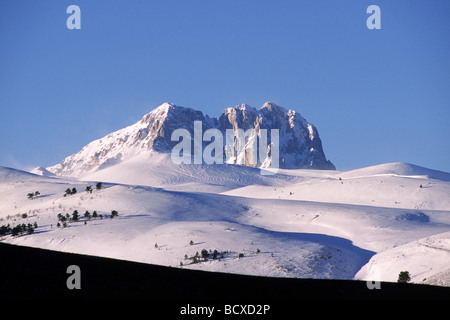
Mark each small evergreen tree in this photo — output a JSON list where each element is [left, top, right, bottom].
[[96, 182, 103, 190], [27, 224, 34, 234], [85, 186, 93, 193], [71, 187, 77, 195], [57, 213, 68, 223], [11, 226, 20, 236], [72, 210, 80, 222], [397, 271, 411, 283], [110, 210, 119, 219], [0, 224, 11, 236], [201, 249, 209, 261]]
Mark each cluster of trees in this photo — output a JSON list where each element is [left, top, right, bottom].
[[64, 188, 78, 197], [26, 183, 104, 199], [56, 209, 118, 228], [29, 183, 99, 199], [181, 241, 250, 266], [182, 248, 229, 265], [0, 222, 38, 237], [85, 183, 103, 194], [83, 210, 100, 220], [64, 182, 103, 197], [57, 211, 81, 227], [27, 191, 40, 199]]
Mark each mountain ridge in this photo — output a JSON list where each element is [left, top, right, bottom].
[[47, 102, 335, 177]]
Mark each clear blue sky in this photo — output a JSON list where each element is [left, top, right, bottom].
[[1, 0, 449, 172]]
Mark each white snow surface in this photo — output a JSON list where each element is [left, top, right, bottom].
[[1, 160, 449, 286]]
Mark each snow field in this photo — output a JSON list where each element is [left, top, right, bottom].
[[1, 161, 449, 286]]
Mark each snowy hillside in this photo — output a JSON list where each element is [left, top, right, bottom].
[[30, 166, 56, 177], [1, 161, 449, 286], [223, 162, 450, 211], [82, 151, 298, 193]]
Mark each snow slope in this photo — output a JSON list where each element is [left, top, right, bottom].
[[82, 151, 298, 193], [30, 166, 56, 177], [356, 231, 450, 285], [339, 162, 450, 181], [223, 163, 450, 211], [1, 161, 449, 286]]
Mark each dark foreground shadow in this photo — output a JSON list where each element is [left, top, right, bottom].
[[0, 242, 448, 306]]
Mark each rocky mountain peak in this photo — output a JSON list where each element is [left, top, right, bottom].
[[47, 102, 335, 177]]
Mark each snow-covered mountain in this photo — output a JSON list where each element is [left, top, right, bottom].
[[47, 102, 335, 178], [2, 102, 449, 290], [218, 102, 335, 170]]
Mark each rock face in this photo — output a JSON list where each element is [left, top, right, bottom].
[[219, 102, 335, 170], [47, 102, 335, 177]]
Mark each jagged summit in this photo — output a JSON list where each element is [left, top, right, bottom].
[[47, 102, 335, 177], [260, 101, 286, 112]]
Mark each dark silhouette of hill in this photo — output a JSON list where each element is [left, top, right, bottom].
[[1, 242, 448, 312]]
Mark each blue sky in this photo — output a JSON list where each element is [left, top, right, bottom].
[[1, 0, 449, 172]]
